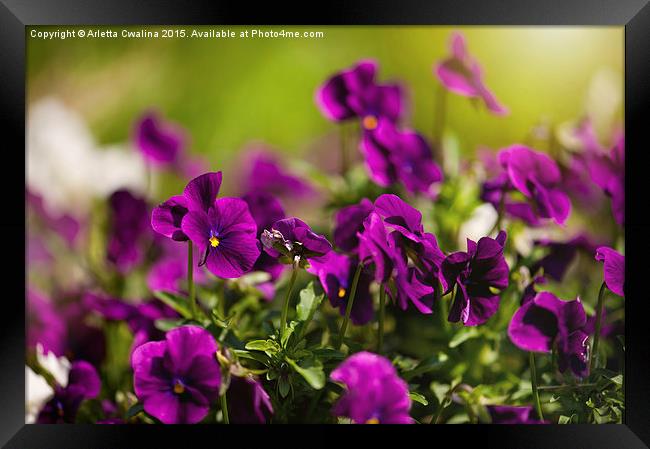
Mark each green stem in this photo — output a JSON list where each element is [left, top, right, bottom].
[[221, 394, 230, 424], [529, 352, 544, 421], [187, 241, 197, 320], [280, 264, 299, 336], [590, 282, 607, 372], [377, 285, 386, 353], [336, 263, 363, 350]]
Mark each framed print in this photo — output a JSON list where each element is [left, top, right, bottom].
[[2, 0, 649, 447]]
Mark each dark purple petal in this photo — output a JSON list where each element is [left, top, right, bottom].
[[487, 405, 546, 424], [151, 195, 189, 241], [180, 210, 212, 252], [205, 231, 260, 278], [595, 246, 625, 297], [227, 376, 274, 424], [68, 360, 101, 399], [134, 112, 185, 165], [242, 191, 285, 237], [183, 172, 223, 213], [333, 198, 374, 252]]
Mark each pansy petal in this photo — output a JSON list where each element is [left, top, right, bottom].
[[183, 172, 222, 212]]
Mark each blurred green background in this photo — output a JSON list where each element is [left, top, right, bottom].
[[27, 25, 623, 178]]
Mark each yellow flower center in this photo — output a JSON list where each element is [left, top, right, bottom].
[[338, 287, 346, 298], [173, 380, 185, 395], [209, 235, 220, 247], [362, 115, 378, 130], [365, 417, 380, 424]]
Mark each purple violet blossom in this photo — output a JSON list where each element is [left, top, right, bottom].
[[27, 288, 67, 357], [307, 252, 374, 325], [27, 189, 81, 246], [37, 361, 101, 423], [226, 375, 274, 424], [441, 231, 509, 326], [434, 32, 508, 116], [241, 150, 315, 200], [316, 59, 403, 129], [134, 111, 186, 167], [508, 292, 589, 378], [147, 238, 207, 294], [132, 325, 221, 424], [361, 119, 443, 197], [330, 351, 412, 424], [588, 136, 625, 225], [481, 145, 571, 226], [261, 217, 332, 267], [595, 246, 625, 297], [531, 234, 600, 282], [333, 198, 374, 252], [107, 190, 151, 273], [486, 405, 547, 424]]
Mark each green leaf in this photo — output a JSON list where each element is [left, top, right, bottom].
[[402, 353, 448, 380], [558, 415, 572, 424], [296, 281, 324, 321], [430, 382, 450, 405], [154, 318, 188, 332], [409, 392, 429, 406], [311, 348, 345, 360], [281, 321, 297, 348], [285, 357, 325, 390], [231, 349, 270, 365], [449, 327, 480, 348], [278, 376, 291, 398], [245, 339, 279, 355], [153, 291, 192, 319], [125, 402, 144, 419]]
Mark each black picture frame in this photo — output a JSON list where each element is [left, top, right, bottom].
[[3, 0, 649, 447]]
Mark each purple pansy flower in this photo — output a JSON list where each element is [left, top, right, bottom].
[[361, 119, 443, 197], [135, 111, 186, 166], [595, 246, 625, 297], [333, 198, 374, 252], [481, 145, 571, 226], [60, 300, 107, 368], [147, 238, 207, 294], [151, 172, 223, 242], [435, 32, 508, 115], [588, 136, 625, 225], [27, 288, 66, 357], [27, 189, 81, 246], [442, 231, 509, 326], [307, 252, 374, 325], [181, 197, 260, 279], [316, 59, 403, 130], [241, 150, 315, 200], [107, 190, 151, 272], [37, 360, 101, 423], [132, 325, 221, 424], [486, 405, 547, 424], [531, 234, 599, 282], [331, 351, 412, 424], [508, 292, 589, 378], [357, 212, 398, 285], [261, 217, 332, 266], [226, 375, 274, 424]]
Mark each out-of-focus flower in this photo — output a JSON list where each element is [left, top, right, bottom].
[[361, 119, 443, 197], [530, 234, 600, 282], [316, 59, 403, 129], [330, 351, 412, 424], [241, 150, 315, 200], [457, 203, 498, 249], [508, 292, 589, 378], [595, 246, 624, 297], [181, 197, 260, 278], [36, 360, 101, 423], [26, 344, 71, 424], [333, 198, 374, 253], [588, 136, 624, 225], [434, 32, 508, 116], [107, 190, 151, 273], [481, 145, 571, 226], [27, 189, 81, 246], [132, 325, 221, 424], [307, 252, 373, 325], [134, 111, 186, 167], [226, 375, 274, 424], [27, 98, 147, 216], [27, 288, 66, 357], [261, 217, 331, 266], [521, 275, 547, 306], [486, 405, 547, 424], [147, 237, 207, 294], [442, 231, 509, 326], [59, 300, 107, 368]]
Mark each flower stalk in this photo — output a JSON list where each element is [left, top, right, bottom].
[[529, 352, 544, 421], [590, 282, 607, 372], [336, 263, 363, 350], [378, 285, 386, 353], [221, 393, 230, 424], [187, 241, 197, 320], [280, 261, 299, 336]]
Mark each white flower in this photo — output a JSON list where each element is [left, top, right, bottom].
[[25, 344, 71, 424], [457, 203, 498, 248]]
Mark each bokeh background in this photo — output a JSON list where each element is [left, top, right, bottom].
[[27, 26, 623, 199]]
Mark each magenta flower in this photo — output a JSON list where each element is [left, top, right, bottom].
[[486, 405, 547, 424], [441, 231, 509, 326], [333, 198, 374, 252], [181, 197, 260, 278], [134, 111, 186, 167], [357, 211, 397, 285], [107, 190, 151, 272], [595, 246, 625, 297], [361, 119, 443, 197], [261, 217, 331, 266], [508, 292, 589, 378], [331, 351, 412, 424], [147, 238, 207, 294], [27, 189, 81, 246], [316, 59, 403, 129], [151, 172, 223, 242], [307, 252, 374, 325], [588, 136, 625, 225], [27, 288, 66, 357], [37, 361, 101, 423], [434, 32, 508, 115], [481, 145, 571, 226], [531, 234, 600, 282], [226, 375, 274, 424], [132, 325, 221, 424], [241, 150, 314, 200]]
